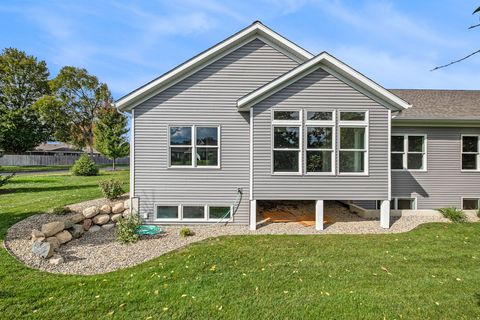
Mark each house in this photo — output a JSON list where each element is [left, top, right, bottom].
[[32, 142, 101, 156], [115, 21, 480, 230]]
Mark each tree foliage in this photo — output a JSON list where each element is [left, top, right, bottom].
[[38, 66, 112, 155], [0, 48, 51, 153], [93, 106, 129, 170]]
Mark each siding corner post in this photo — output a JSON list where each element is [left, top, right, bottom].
[[380, 200, 390, 229], [249, 200, 257, 230], [315, 200, 324, 231]]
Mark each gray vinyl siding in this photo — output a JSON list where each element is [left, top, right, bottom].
[[252, 68, 390, 200], [391, 126, 480, 209], [133, 38, 299, 223]]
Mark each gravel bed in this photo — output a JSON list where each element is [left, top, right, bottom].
[[3, 199, 463, 275]]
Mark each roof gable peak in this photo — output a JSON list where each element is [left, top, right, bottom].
[[116, 22, 313, 111]]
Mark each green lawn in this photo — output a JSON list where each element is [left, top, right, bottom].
[[0, 164, 129, 173], [1, 172, 479, 319]]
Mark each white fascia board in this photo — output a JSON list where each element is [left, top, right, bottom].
[[116, 22, 313, 112], [237, 52, 412, 111]]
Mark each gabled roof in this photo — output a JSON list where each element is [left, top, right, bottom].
[[237, 52, 412, 111], [390, 89, 480, 120], [116, 21, 314, 111]]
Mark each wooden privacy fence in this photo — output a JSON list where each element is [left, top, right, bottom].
[[0, 154, 129, 166]]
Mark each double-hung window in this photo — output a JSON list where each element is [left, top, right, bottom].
[[169, 125, 219, 167], [391, 135, 426, 170], [462, 135, 479, 171], [272, 111, 301, 173], [338, 111, 368, 174], [305, 111, 335, 174]]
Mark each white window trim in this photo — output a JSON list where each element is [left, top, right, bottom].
[[271, 109, 302, 175], [391, 134, 427, 172], [377, 197, 417, 210], [168, 125, 221, 169], [337, 110, 369, 176], [460, 134, 480, 172], [154, 204, 233, 222], [305, 109, 335, 175], [461, 197, 480, 210]]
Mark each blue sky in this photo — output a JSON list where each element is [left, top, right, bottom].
[[1, 0, 479, 99]]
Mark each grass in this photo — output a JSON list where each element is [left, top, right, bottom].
[[0, 172, 480, 318], [0, 164, 129, 173]]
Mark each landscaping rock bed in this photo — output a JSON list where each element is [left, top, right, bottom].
[[26, 196, 132, 264], [4, 198, 466, 275]]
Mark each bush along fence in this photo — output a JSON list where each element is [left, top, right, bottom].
[[0, 154, 129, 166]]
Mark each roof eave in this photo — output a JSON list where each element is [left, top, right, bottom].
[[393, 118, 480, 127]]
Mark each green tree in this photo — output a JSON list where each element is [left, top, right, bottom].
[[42, 66, 112, 156], [0, 48, 51, 153], [94, 106, 129, 170]]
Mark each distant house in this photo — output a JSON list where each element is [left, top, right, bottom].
[[116, 21, 480, 230], [30, 142, 101, 157]]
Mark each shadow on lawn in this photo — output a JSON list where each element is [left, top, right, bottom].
[[474, 292, 480, 306], [7, 184, 96, 194]]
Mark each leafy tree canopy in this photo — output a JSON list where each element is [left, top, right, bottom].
[[0, 48, 51, 153], [94, 106, 129, 170]]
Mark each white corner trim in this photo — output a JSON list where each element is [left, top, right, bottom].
[[116, 22, 313, 111], [237, 52, 412, 111], [388, 109, 391, 201], [130, 109, 135, 199], [249, 109, 254, 201]]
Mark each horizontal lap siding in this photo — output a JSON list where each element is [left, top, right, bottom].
[[134, 39, 298, 223], [392, 127, 480, 209], [253, 68, 389, 200]]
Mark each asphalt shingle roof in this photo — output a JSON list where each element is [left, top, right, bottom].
[[390, 89, 480, 120]]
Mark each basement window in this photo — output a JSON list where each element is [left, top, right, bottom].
[[462, 198, 479, 210], [156, 206, 179, 219]]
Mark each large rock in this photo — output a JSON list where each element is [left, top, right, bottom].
[[83, 219, 93, 231], [55, 230, 72, 244], [83, 206, 99, 219], [69, 213, 85, 224], [122, 210, 132, 219], [112, 202, 124, 214], [99, 204, 112, 214], [88, 225, 101, 232], [31, 229, 45, 243], [70, 224, 84, 238], [49, 255, 64, 265], [46, 237, 60, 250], [32, 241, 54, 258], [102, 223, 115, 231], [41, 221, 65, 237], [124, 200, 130, 209], [93, 214, 110, 225], [110, 213, 122, 223], [62, 218, 74, 229]]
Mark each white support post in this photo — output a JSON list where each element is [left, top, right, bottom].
[[249, 200, 257, 230], [380, 200, 390, 229], [315, 200, 324, 231]]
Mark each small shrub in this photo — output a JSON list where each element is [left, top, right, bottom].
[[437, 207, 467, 223], [116, 212, 142, 244], [48, 206, 71, 215], [98, 179, 124, 200], [70, 154, 98, 176], [179, 227, 194, 237]]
